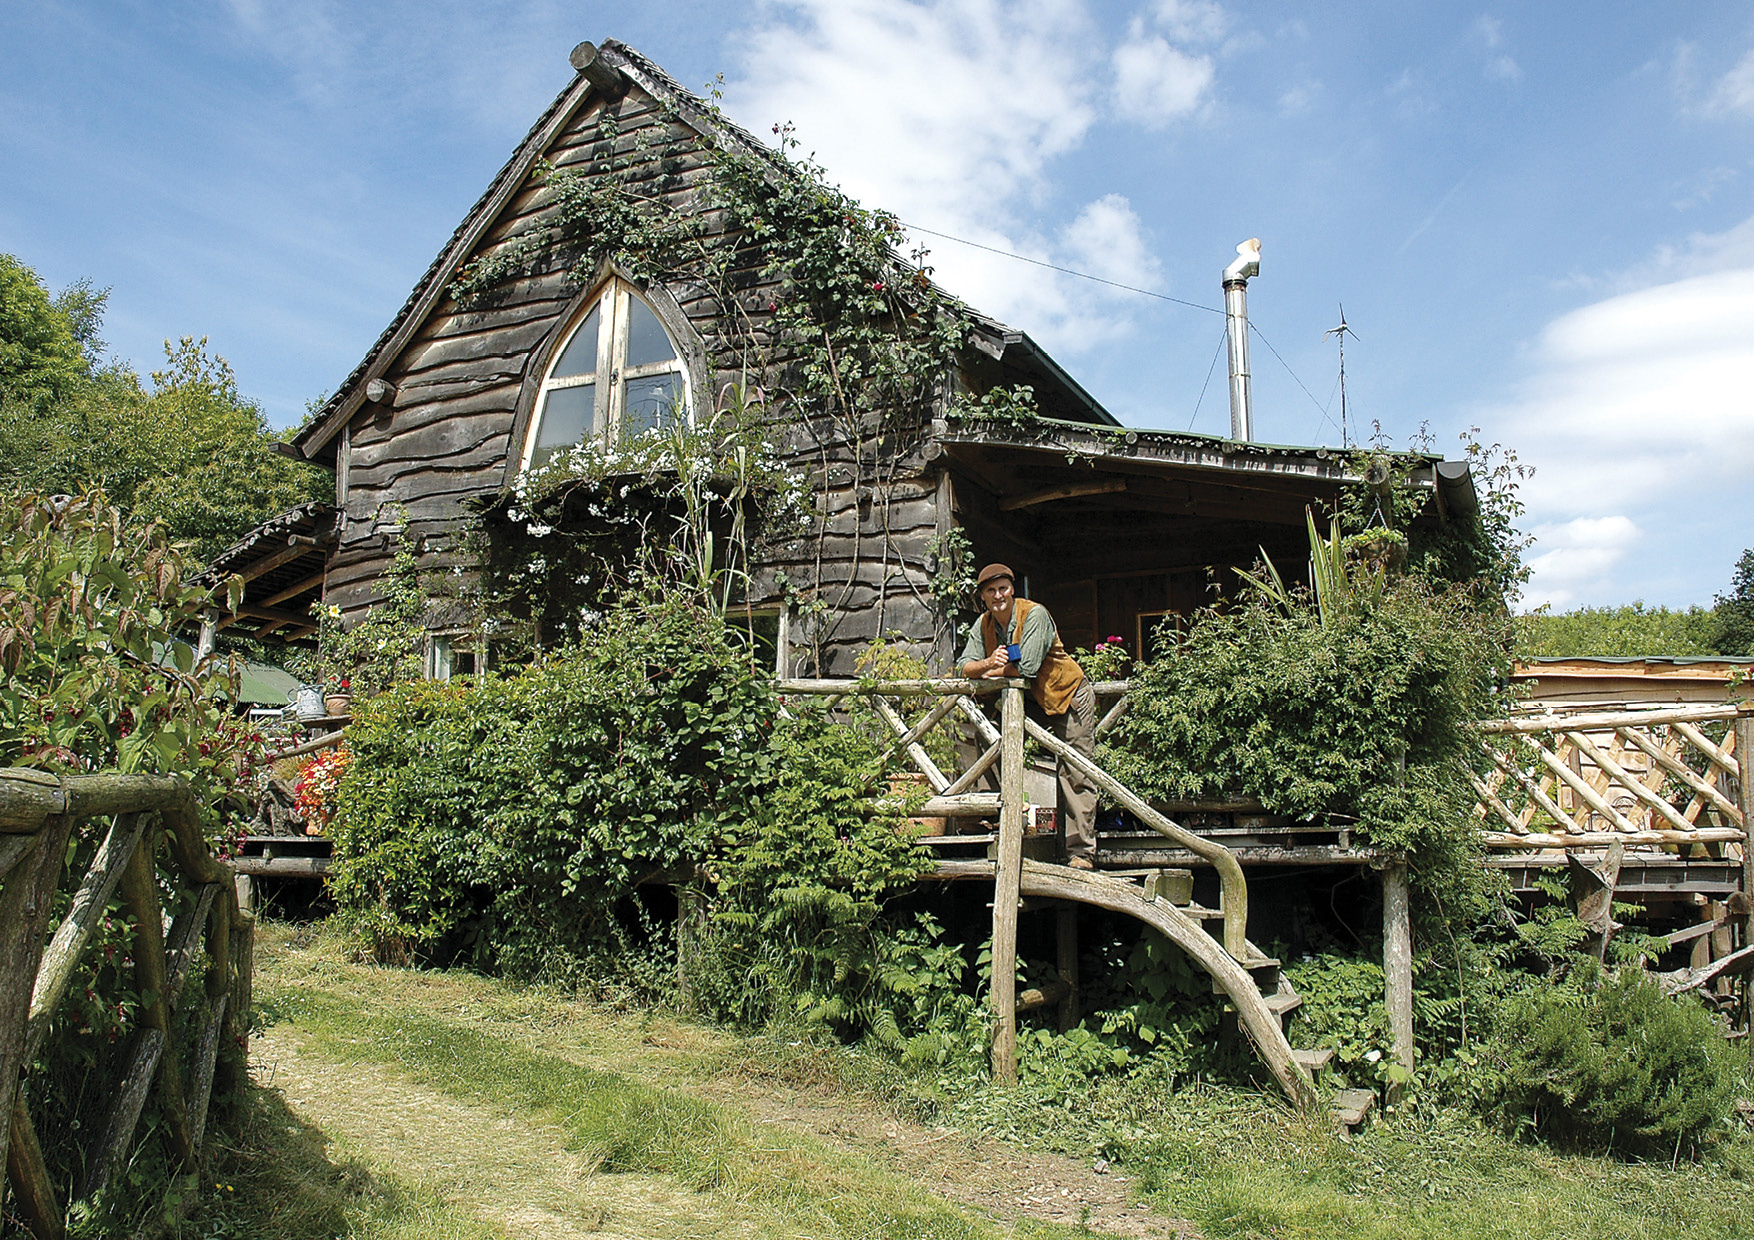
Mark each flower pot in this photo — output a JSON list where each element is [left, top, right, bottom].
[[324, 694, 352, 717]]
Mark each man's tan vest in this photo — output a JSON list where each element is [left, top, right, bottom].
[[979, 598, 1086, 715]]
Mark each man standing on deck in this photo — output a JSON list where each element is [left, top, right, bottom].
[[958, 563, 1100, 870]]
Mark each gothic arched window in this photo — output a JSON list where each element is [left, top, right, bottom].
[[523, 277, 690, 469]]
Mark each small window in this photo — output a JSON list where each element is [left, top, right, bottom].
[[524, 278, 690, 469]]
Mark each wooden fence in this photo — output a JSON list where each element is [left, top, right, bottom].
[[1, 770, 254, 1240], [1472, 705, 1753, 856]]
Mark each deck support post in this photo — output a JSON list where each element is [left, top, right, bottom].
[[1381, 859, 1413, 1104], [1055, 906, 1079, 1032], [990, 685, 1026, 1081], [676, 885, 706, 1014], [1737, 714, 1754, 1055]]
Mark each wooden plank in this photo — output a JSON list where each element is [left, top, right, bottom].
[[164, 883, 221, 1009], [1482, 828, 1744, 847], [1567, 730, 1696, 834], [1673, 719, 1739, 780], [941, 740, 1001, 797], [990, 686, 1026, 1082], [1478, 705, 1740, 734], [866, 694, 950, 792], [80, 1025, 166, 1200], [119, 835, 194, 1169], [24, 812, 150, 1065], [0, 832, 36, 880], [1469, 770, 1526, 834], [0, 819, 71, 1185], [186, 993, 228, 1156], [1617, 726, 1742, 823], [999, 479, 1127, 511], [1738, 715, 1754, 1054], [1381, 861, 1413, 1103], [8, 1091, 64, 1240], [1522, 735, 1642, 835]]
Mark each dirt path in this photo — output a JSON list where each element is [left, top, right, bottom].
[[255, 933, 1196, 1239]]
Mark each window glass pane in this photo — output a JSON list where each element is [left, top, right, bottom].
[[550, 306, 601, 378], [531, 382, 595, 465], [622, 373, 683, 438], [624, 297, 678, 368]]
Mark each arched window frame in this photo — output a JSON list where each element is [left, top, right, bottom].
[[518, 275, 693, 471]]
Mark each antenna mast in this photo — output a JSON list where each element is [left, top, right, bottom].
[[1323, 305, 1358, 448]]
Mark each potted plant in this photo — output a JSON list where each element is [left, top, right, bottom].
[[324, 675, 352, 718]]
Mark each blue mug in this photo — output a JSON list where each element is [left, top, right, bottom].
[[1005, 643, 1022, 663]]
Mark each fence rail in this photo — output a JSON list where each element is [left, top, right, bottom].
[[1, 770, 253, 1240], [1472, 705, 1752, 855]]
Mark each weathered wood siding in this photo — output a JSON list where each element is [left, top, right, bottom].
[[325, 80, 949, 675]]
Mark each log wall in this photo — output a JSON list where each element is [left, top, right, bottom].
[[324, 77, 950, 676]]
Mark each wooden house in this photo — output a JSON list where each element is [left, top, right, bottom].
[[234, 37, 1472, 675]]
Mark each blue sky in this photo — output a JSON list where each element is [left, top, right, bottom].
[[4, 1, 1753, 610]]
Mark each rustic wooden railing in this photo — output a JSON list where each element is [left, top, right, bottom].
[[776, 678, 1257, 1079], [0, 770, 254, 1240], [1472, 705, 1753, 854]]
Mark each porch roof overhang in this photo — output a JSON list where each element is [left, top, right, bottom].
[[192, 502, 339, 645], [925, 416, 1458, 578]]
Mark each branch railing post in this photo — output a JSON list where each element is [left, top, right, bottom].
[[1, 769, 254, 1228], [990, 684, 1026, 1082], [1737, 712, 1754, 1058]]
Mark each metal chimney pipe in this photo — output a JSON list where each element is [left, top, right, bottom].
[[1222, 238, 1261, 442]]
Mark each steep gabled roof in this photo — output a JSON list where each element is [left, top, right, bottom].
[[291, 38, 1116, 464]]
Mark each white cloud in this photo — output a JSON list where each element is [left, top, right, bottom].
[[1482, 245, 1754, 608], [1150, 0, 1226, 45], [1112, 36, 1215, 126], [1485, 55, 1521, 82], [728, 0, 1184, 357], [1523, 517, 1641, 609], [1709, 47, 1754, 115]]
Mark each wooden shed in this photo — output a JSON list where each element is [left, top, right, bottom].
[[270, 38, 1460, 673]]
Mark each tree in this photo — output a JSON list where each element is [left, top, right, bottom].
[[0, 252, 86, 405], [1712, 548, 1754, 656], [0, 254, 330, 560], [1515, 603, 1720, 658]]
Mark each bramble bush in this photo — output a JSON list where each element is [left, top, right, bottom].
[[332, 591, 934, 1028]]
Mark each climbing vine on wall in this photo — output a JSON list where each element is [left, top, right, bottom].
[[445, 94, 987, 661]]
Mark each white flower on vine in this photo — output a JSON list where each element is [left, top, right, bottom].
[[526, 522, 554, 537]]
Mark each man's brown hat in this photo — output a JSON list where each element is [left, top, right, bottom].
[[974, 563, 1015, 593]]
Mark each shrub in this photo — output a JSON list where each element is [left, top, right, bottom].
[[332, 592, 932, 1020], [1104, 569, 1509, 896], [1479, 961, 1745, 1156]]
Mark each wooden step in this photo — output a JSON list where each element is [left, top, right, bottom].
[[1330, 1088, 1375, 1130], [1262, 989, 1303, 1019], [1292, 1047, 1334, 1072], [915, 833, 996, 846]]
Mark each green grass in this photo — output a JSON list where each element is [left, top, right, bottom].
[[171, 1086, 502, 1240], [702, 1020, 1754, 1240], [181, 923, 1754, 1240], [243, 935, 1087, 1240]]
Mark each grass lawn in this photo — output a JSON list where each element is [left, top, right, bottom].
[[172, 922, 1753, 1240]]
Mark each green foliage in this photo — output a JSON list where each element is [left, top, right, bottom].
[[1712, 547, 1754, 656], [0, 328, 330, 559], [303, 545, 430, 698], [1515, 602, 1722, 658], [0, 251, 87, 404], [0, 489, 259, 803], [1104, 571, 1510, 890], [331, 593, 777, 972], [944, 383, 1043, 439], [477, 388, 808, 645], [1478, 961, 1746, 1156]]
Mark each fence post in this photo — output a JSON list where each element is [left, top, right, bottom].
[[1736, 712, 1754, 1058], [990, 684, 1026, 1081]]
